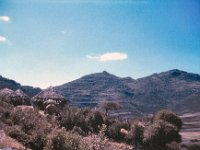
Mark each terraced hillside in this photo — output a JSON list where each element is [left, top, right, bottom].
[[55, 69, 200, 117]]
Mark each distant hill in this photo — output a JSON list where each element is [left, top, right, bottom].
[[0, 75, 41, 97], [55, 69, 200, 117]]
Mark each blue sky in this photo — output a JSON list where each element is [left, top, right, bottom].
[[0, 0, 200, 88]]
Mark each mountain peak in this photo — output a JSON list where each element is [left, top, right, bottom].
[[158, 69, 200, 81], [100, 71, 115, 76], [168, 69, 186, 74], [169, 69, 183, 72], [83, 71, 118, 79], [102, 71, 109, 74], [165, 69, 186, 77]]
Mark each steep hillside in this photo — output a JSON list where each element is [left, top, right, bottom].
[[0, 75, 41, 97], [56, 69, 200, 117]]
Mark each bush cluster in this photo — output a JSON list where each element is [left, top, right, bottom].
[[57, 107, 132, 142], [153, 109, 182, 130], [3, 105, 52, 150], [105, 120, 130, 142], [0, 92, 30, 106], [44, 129, 85, 150], [105, 109, 183, 150], [126, 123, 144, 150], [1, 96, 185, 150], [57, 108, 104, 134], [143, 110, 182, 150]]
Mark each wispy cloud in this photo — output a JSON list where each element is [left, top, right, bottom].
[[0, 36, 7, 43], [0, 16, 10, 22], [86, 52, 128, 62]]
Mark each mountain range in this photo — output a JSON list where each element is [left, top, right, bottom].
[[1, 69, 200, 117], [0, 75, 41, 97], [55, 69, 200, 117]]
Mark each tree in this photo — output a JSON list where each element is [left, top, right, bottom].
[[100, 101, 122, 116]]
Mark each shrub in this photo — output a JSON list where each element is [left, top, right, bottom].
[[153, 109, 182, 130], [44, 129, 86, 150], [143, 120, 181, 150], [28, 131, 47, 150], [11, 107, 51, 132], [7, 107, 51, 149], [106, 120, 130, 141], [58, 107, 85, 131], [6, 126, 47, 150], [5, 125, 31, 147], [126, 123, 144, 150], [6, 128, 47, 150], [0, 100, 13, 126], [85, 110, 104, 133], [57, 108, 104, 134]]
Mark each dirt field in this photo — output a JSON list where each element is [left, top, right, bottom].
[[180, 112, 200, 143]]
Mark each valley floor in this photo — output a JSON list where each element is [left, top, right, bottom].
[[180, 112, 200, 145]]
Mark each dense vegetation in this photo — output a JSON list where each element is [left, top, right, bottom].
[[0, 95, 199, 150]]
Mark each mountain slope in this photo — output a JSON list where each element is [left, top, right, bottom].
[[56, 71, 140, 117], [129, 69, 200, 114], [0, 75, 41, 97], [55, 69, 200, 117]]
